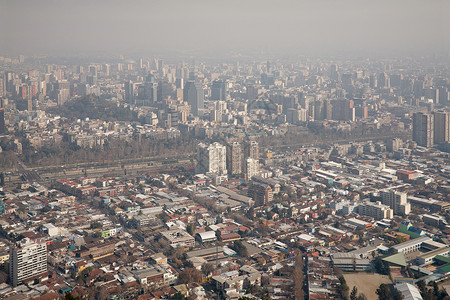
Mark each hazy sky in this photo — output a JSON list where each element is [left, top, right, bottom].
[[1, 0, 449, 58]]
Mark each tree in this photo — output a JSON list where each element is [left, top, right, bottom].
[[373, 256, 390, 275], [233, 240, 248, 257], [201, 262, 215, 276], [337, 276, 349, 300], [350, 286, 358, 300], [171, 292, 186, 300], [64, 293, 81, 300], [376, 284, 392, 300], [186, 223, 195, 236], [356, 293, 368, 300], [177, 267, 202, 284]]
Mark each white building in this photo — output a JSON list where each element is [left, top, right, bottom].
[[380, 190, 411, 215], [9, 238, 47, 287], [358, 201, 393, 220], [246, 158, 259, 180], [197, 142, 227, 176], [392, 236, 432, 254]]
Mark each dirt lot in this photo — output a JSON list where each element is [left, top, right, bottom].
[[344, 273, 392, 299]]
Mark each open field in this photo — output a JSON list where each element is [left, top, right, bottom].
[[344, 273, 392, 299]]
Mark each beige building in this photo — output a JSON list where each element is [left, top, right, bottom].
[[10, 238, 47, 287]]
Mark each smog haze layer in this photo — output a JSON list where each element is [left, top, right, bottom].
[[1, 0, 449, 58]]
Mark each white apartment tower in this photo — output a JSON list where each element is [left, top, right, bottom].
[[197, 142, 227, 176], [245, 158, 259, 180], [10, 238, 47, 287]]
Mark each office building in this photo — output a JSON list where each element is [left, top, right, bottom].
[[413, 112, 434, 147], [184, 81, 204, 117], [10, 239, 47, 287], [330, 64, 339, 82], [124, 80, 135, 104], [211, 80, 226, 101], [332, 99, 355, 122], [246, 85, 258, 100], [433, 111, 450, 144], [197, 142, 227, 176]]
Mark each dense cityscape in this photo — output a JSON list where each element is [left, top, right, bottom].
[[0, 53, 448, 300], [1, 0, 450, 299]]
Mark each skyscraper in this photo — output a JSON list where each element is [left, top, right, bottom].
[[124, 80, 135, 104], [412, 112, 434, 147], [0, 108, 5, 134], [330, 64, 339, 82], [197, 142, 227, 175], [10, 238, 47, 287], [244, 140, 259, 160], [246, 85, 258, 100], [226, 142, 242, 175], [211, 80, 226, 101], [433, 111, 450, 144], [184, 81, 204, 117]]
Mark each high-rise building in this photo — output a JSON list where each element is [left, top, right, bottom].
[[143, 82, 158, 105], [246, 85, 258, 100], [332, 99, 355, 122], [124, 81, 135, 104], [249, 182, 273, 206], [0, 73, 5, 98], [0, 108, 5, 134], [380, 190, 411, 215], [226, 142, 242, 175], [330, 64, 339, 82], [184, 81, 204, 117], [412, 112, 434, 147], [244, 140, 259, 161], [433, 111, 450, 144], [369, 74, 377, 88], [10, 238, 47, 287], [245, 158, 259, 180], [378, 72, 390, 88], [197, 142, 227, 175], [211, 80, 226, 101]]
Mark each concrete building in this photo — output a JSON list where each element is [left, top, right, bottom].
[[244, 140, 259, 160], [358, 201, 393, 220], [184, 81, 204, 117], [380, 190, 411, 215], [160, 229, 195, 248], [392, 236, 432, 254], [245, 158, 259, 180], [413, 112, 434, 147], [434, 111, 450, 144], [211, 80, 226, 101], [226, 142, 242, 175], [10, 238, 47, 287], [249, 182, 273, 206], [197, 142, 227, 176], [416, 247, 450, 265]]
